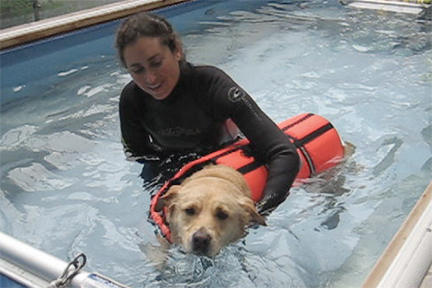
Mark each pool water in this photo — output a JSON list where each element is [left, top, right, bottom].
[[1, 0, 431, 287]]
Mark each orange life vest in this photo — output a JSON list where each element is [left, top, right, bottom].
[[150, 113, 344, 241]]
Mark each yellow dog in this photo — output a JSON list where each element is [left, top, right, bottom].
[[155, 164, 266, 257]]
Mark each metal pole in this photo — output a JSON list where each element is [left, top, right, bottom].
[[0, 231, 130, 288], [32, 0, 41, 21], [0, 231, 89, 287]]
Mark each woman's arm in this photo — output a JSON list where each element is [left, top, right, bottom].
[[119, 82, 164, 162], [230, 91, 300, 214], [197, 66, 300, 213]]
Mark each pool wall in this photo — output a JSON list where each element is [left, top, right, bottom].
[[0, 0, 220, 105], [0, 0, 192, 50], [362, 181, 432, 288]]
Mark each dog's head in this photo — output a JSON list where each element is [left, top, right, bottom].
[[155, 165, 266, 257]]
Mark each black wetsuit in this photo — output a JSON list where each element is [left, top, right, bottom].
[[119, 61, 300, 213]]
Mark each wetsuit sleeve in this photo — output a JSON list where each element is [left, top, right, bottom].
[[198, 67, 300, 214], [119, 83, 163, 162]]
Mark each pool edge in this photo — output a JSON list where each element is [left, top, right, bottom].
[[362, 181, 432, 288], [0, 231, 130, 288], [0, 0, 192, 50]]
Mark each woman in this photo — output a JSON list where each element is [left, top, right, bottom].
[[115, 12, 299, 214]]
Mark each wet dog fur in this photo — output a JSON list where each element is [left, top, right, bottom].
[[154, 164, 266, 258]]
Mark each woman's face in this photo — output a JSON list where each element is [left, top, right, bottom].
[[123, 36, 181, 100]]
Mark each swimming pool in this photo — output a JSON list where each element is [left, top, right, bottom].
[[1, 0, 431, 287]]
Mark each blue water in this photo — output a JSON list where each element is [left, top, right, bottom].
[[1, 0, 431, 287], [0, 274, 27, 288]]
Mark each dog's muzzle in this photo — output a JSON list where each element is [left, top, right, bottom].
[[192, 228, 212, 256]]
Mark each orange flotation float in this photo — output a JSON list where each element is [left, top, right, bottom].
[[150, 113, 345, 241]]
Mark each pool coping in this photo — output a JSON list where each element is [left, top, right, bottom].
[[342, 0, 431, 15], [362, 181, 432, 288], [0, 0, 191, 50]]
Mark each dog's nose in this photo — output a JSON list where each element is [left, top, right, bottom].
[[192, 228, 211, 255]]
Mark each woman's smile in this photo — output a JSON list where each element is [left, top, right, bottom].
[[123, 37, 181, 100]]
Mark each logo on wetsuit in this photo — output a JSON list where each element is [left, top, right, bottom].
[[158, 126, 201, 137], [228, 87, 245, 102]]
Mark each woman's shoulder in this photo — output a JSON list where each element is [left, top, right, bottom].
[[119, 80, 143, 107], [187, 63, 233, 90], [121, 80, 137, 95], [191, 63, 227, 77]]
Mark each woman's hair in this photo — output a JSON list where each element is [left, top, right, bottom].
[[115, 12, 183, 68]]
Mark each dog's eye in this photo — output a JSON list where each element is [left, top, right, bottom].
[[216, 210, 228, 220], [185, 207, 195, 216]]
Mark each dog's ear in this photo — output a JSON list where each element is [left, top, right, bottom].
[[154, 185, 181, 212], [242, 202, 267, 226]]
